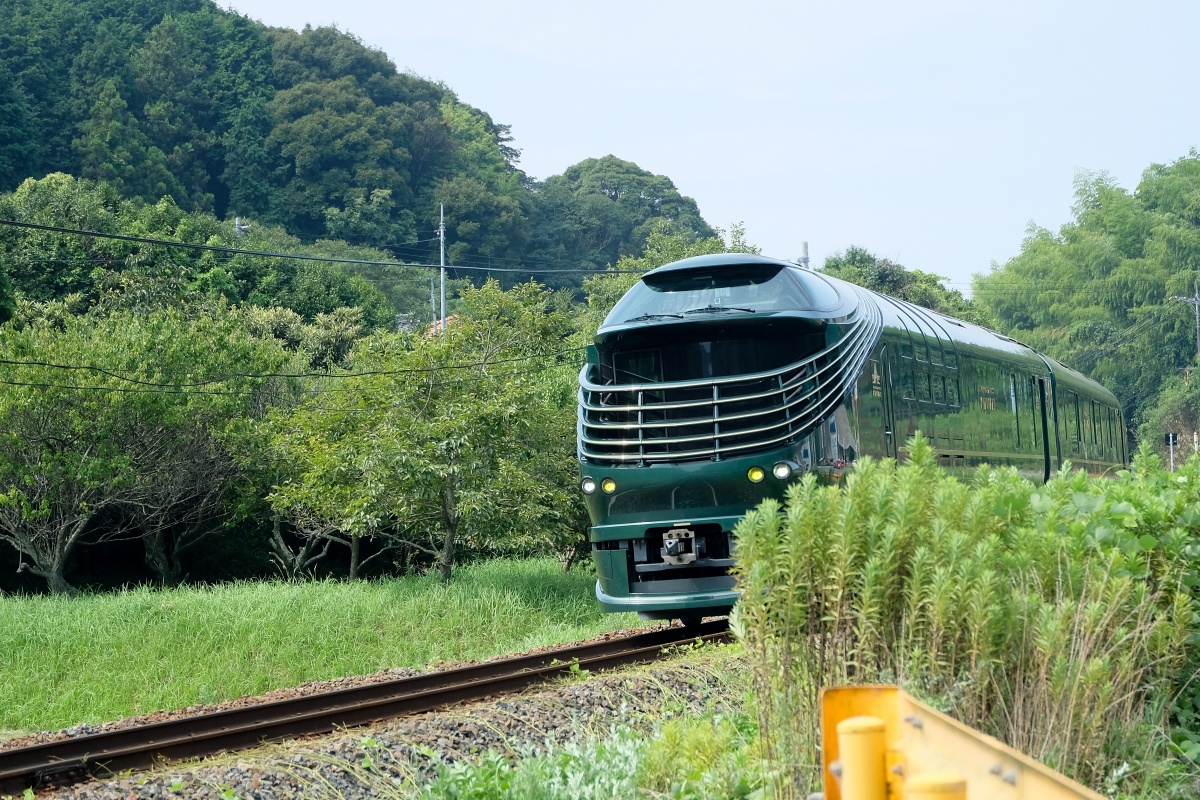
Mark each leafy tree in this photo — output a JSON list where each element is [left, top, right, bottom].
[[0, 306, 295, 593], [974, 155, 1200, 434], [0, 173, 132, 300], [73, 79, 185, 204], [265, 76, 414, 238], [267, 281, 582, 581], [527, 155, 715, 291], [0, 173, 429, 327], [822, 245, 993, 327], [0, 62, 40, 191], [433, 175, 530, 267]]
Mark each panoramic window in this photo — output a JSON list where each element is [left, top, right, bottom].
[[605, 264, 823, 324]]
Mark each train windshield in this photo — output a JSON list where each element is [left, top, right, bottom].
[[606, 264, 816, 325]]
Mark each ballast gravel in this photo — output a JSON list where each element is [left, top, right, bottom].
[[18, 632, 740, 799]]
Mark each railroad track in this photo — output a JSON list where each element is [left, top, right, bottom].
[[0, 619, 729, 796]]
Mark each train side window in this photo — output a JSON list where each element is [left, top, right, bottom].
[[944, 349, 957, 369], [948, 377, 960, 406], [1010, 374, 1020, 448], [930, 344, 943, 366], [933, 375, 946, 404], [1081, 398, 1093, 445], [915, 339, 928, 362], [901, 370, 914, 400], [901, 342, 914, 360], [1029, 378, 1039, 447], [918, 372, 931, 402], [1065, 392, 1080, 447]]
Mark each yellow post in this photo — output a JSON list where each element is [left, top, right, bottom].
[[906, 774, 967, 799], [836, 715, 887, 800]]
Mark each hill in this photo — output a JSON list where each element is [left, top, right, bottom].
[[0, 0, 713, 290]]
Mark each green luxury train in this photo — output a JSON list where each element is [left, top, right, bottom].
[[577, 253, 1126, 622]]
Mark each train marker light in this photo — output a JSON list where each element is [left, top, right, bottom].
[[747, 466, 765, 483], [601, 478, 618, 494], [772, 462, 794, 480], [581, 478, 597, 494]]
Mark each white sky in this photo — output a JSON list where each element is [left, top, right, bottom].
[[226, 0, 1200, 292]]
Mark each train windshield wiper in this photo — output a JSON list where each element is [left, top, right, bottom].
[[683, 305, 757, 315], [622, 312, 685, 322]]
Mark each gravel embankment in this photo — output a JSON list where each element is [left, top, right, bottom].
[[15, 631, 740, 799]]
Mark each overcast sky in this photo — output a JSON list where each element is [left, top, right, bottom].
[[226, 0, 1199, 291]]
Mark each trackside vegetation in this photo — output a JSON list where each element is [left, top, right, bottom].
[[732, 435, 1200, 799], [416, 715, 763, 800], [0, 559, 636, 735]]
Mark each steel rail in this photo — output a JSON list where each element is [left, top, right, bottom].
[[0, 620, 729, 795]]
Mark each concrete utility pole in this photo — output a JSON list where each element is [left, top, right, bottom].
[[1171, 280, 1200, 363], [439, 204, 446, 332]]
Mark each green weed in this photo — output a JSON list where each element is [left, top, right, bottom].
[[732, 435, 1200, 798], [0, 558, 637, 732]]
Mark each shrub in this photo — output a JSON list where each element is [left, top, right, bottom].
[[731, 434, 1200, 798]]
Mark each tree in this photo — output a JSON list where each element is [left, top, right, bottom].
[[0, 63, 40, 191], [265, 76, 416, 240], [0, 173, 424, 329], [527, 155, 715, 292], [0, 307, 296, 593], [973, 154, 1200, 432], [0, 173, 134, 300], [267, 280, 582, 581], [822, 245, 993, 327], [73, 79, 185, 204]]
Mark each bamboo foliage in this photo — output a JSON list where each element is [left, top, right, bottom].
[[732, 434, 1200, 798]]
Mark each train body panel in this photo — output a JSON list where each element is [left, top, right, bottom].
[[578, 254, 1124, 618]]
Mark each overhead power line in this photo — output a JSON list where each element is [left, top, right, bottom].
[[0, 219, 643, 275], [0, 345, 586, 389], [0, 354, 579, 399]]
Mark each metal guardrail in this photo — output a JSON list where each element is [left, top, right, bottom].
[[578, 286, 882, 465], [815, 685, 1105, 800]]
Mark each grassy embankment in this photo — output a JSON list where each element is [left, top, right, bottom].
[[0, 558, 637, 735]]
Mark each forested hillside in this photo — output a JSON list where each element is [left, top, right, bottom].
[[0, 0, 712, 290], [0, 0, 728, 596], [974, 153, 1200, 456]]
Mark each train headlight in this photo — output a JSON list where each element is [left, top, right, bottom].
[[601, 478, 618, 494], [772, 462, 794, 480], [747, 466, 765, 483], [581, 478, 597, 495]]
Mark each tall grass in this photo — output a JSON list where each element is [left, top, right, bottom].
[[732, 435, 1200, 798], [0, 558, 635, 733]]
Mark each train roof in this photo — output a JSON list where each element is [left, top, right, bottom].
[[643, 253, 792, 275], [617, 253, 1119, 407]]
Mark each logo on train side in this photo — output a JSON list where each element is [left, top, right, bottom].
[[979, 385, 996, 410]]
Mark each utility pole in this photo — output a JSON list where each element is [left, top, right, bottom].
[[438, 204, 446, 332], [429, 275, 436, 325], [1171, 280, 1200, 363]]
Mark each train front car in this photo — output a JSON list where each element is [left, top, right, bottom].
[[578, 254, 881, 621]]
